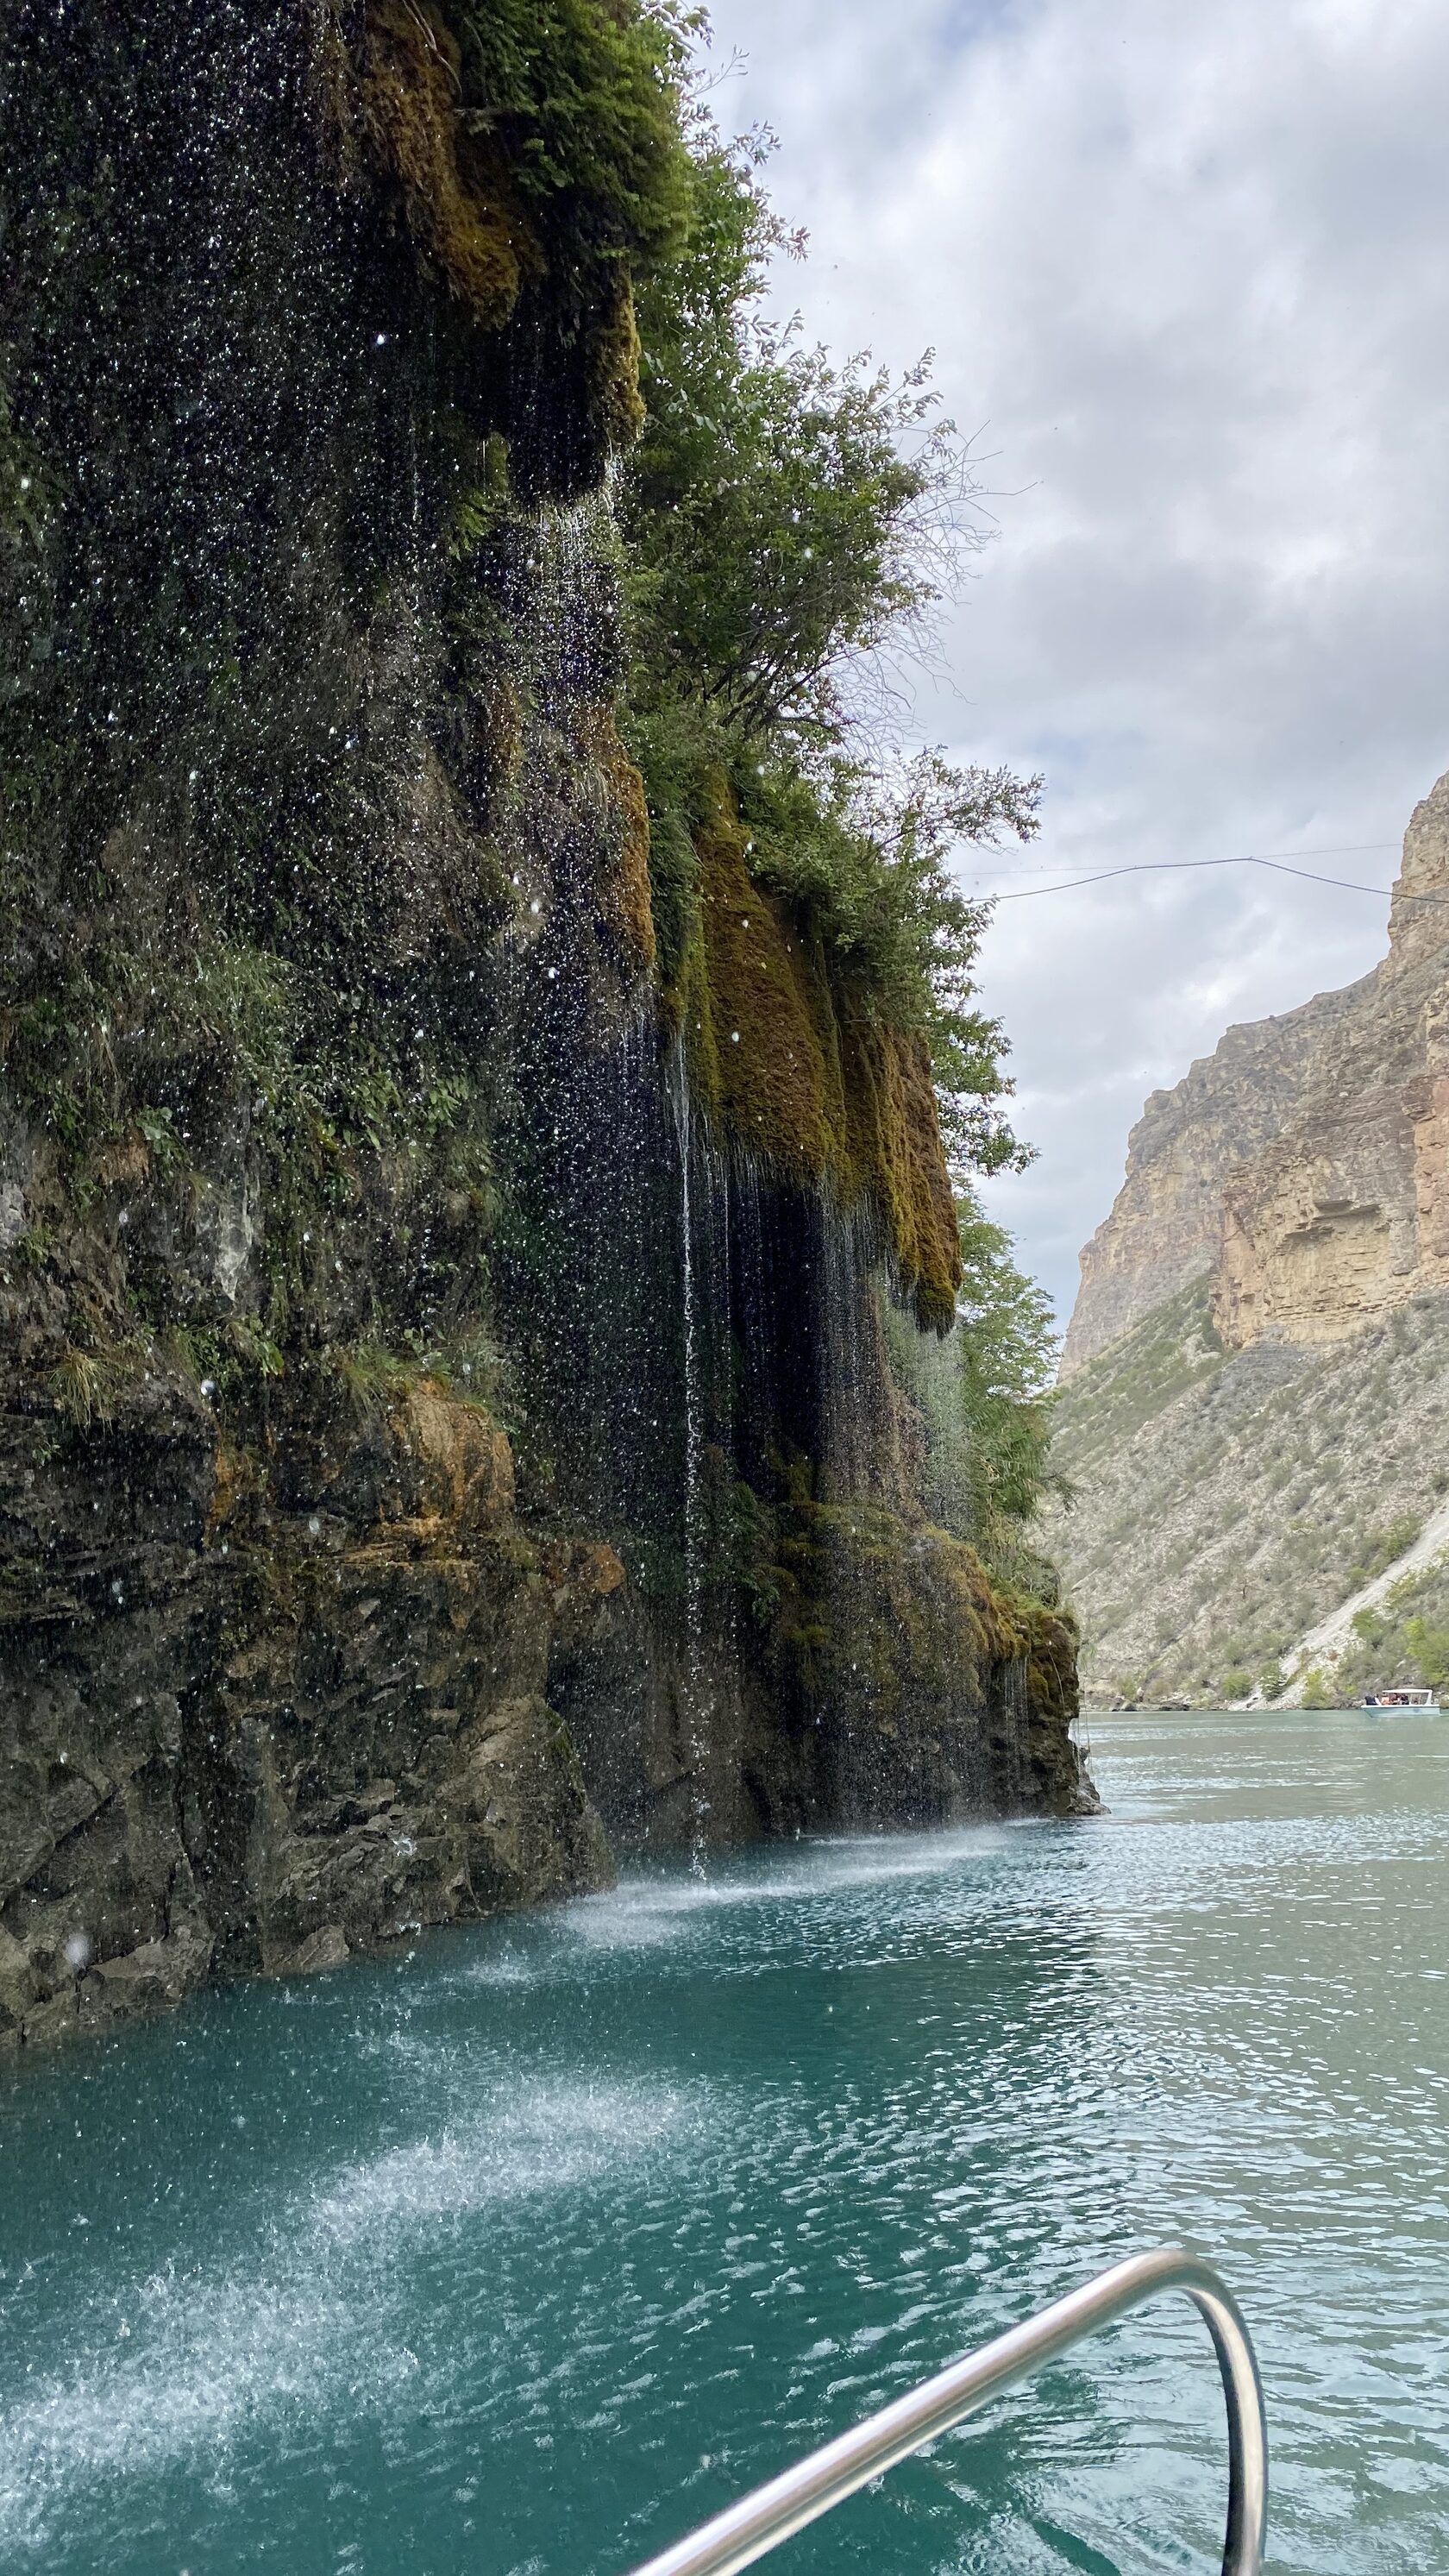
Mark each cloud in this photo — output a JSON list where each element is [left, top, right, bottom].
[[699, 0, 1449, 1319]]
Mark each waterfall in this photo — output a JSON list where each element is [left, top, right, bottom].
[[818, 1201, 875, 1505], [667, 1043, 709, 1866], [666, 1042, 743, 1867]]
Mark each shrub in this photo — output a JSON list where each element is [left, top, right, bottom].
[[624, 124, 1040, 1176], [1405, 1618, 1449, 1687]]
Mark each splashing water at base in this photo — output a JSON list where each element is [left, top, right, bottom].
[[3, 1712, 1449, 2576]]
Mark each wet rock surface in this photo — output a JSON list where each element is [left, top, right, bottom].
[[0, 0, 1088, 2047], [1, 1366, 1087, 2047], [0, 1377, 621, 2045]]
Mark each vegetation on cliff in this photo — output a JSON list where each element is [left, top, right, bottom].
[[620, 117, 1041, 1321], [0, 0, 1086, 2045], [0, 0, 1057, 1518], [891, 1191, 1063, 1582], [1049, 1279, 1449, 1704], [1331, 1561, 1449, 1700]]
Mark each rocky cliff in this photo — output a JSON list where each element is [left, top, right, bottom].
[[1063, 770, 1449, 1372], [0, 1, 1088, 2047], [1053, 766, 1449, 1702]]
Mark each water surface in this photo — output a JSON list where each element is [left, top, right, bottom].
[[3, 1712, 1448, 2575]]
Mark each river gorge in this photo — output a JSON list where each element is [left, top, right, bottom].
[[9, 12, 1447, 2576]]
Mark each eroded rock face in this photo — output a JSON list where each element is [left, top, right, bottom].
[[1063, 769, 1449, 1370], [0, 1376, 616, 2047], [1, 1355, 1089, 2050]]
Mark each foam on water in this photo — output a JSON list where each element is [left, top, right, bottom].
[[591, 1830, 1018, 1938], [7, 1712, 1449, 2576], [435, 1828, 1022, 1991], [0, 2077, 695, 2559]]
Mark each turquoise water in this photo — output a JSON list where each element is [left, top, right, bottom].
[[3, 1712, 1449, 2575]]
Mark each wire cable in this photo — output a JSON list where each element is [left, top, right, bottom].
[[980, 845, 1404, 903]]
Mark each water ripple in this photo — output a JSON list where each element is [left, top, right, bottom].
[[2, 1711, 1446, 2575]]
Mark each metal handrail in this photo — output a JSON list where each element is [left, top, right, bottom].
[[622, 2247, 1267, 2576]]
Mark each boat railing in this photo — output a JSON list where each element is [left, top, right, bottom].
[[621, 2246, 1267, 2576]]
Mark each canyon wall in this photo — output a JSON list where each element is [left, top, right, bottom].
[[1063, 769, 1449, 1371], [0, 3, 1087, 2047], [1053, 766, 1449, 1704]]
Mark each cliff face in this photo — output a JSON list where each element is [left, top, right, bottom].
[[0, 3, 1087, 2047], [1053, 766, 1449, 1704], [1063, 770, 1449, 1371]]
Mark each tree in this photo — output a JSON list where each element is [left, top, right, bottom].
[[623, 126, 1041, 1177], [890, 1188, 1063, 1574], [1406, 1617, 1449, 1687]]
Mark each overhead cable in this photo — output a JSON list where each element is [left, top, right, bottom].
[[979, 843, 1406, 902]]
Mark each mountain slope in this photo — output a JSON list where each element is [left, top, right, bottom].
[[1052, 763, 1449, 1704], [1047, 1282, 1449, 1701]]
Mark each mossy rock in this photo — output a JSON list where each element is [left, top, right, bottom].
[[572, 702, 656, 973], [681, 772, 961, 1329], [359, 0, 544, 329], [347, 0, 676, 497], [838, 1012, 960, 1334], [684, 770, 844, 1173]]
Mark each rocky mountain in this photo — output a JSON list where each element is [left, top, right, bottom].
[[1051, 769, 1449, 1703], [1065, 770, 1449, 1372]]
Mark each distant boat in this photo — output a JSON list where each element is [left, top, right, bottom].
[[1360, 1687, 1440, 1710]]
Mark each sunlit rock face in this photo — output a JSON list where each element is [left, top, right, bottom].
[[1052, 770, 1449, 1707], [1063, 768, 1449, 1371], [0, 1, 1088, 2046]]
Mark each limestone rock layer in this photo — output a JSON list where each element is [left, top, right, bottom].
[[1053, 764, 1449, 1707], [1063, 769, 1449, 1371]]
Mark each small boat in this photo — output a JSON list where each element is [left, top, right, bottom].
[[1360, 1687, 1440, 1710]]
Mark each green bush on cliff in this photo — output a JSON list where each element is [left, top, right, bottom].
[[739, 754, 1038, 1174], [888, 1189, 1063, 1586], [444, 0, 695, 263], [1405, 1617, 1449, 1685], [622, 126, 1038, 1178], [953, 1192, 1061, 1524], [1336, 1561, 1449, 1696]]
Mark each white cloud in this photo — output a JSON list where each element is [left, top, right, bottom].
[[699, 0, 1449, 1319]]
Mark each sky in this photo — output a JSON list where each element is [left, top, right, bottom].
[[697, 0, 1449, 1325]]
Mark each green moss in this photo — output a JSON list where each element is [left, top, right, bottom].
[[838, 1013, 959, 1332], [739, 1456, 1080, 1805], [359, 1, 544, 326], [350, 0, 691, 477], [588, 276, 648, 456], [571, 702, 656, 971], [674, 771, 960, 1329], [684, 772, 843, 1171]]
